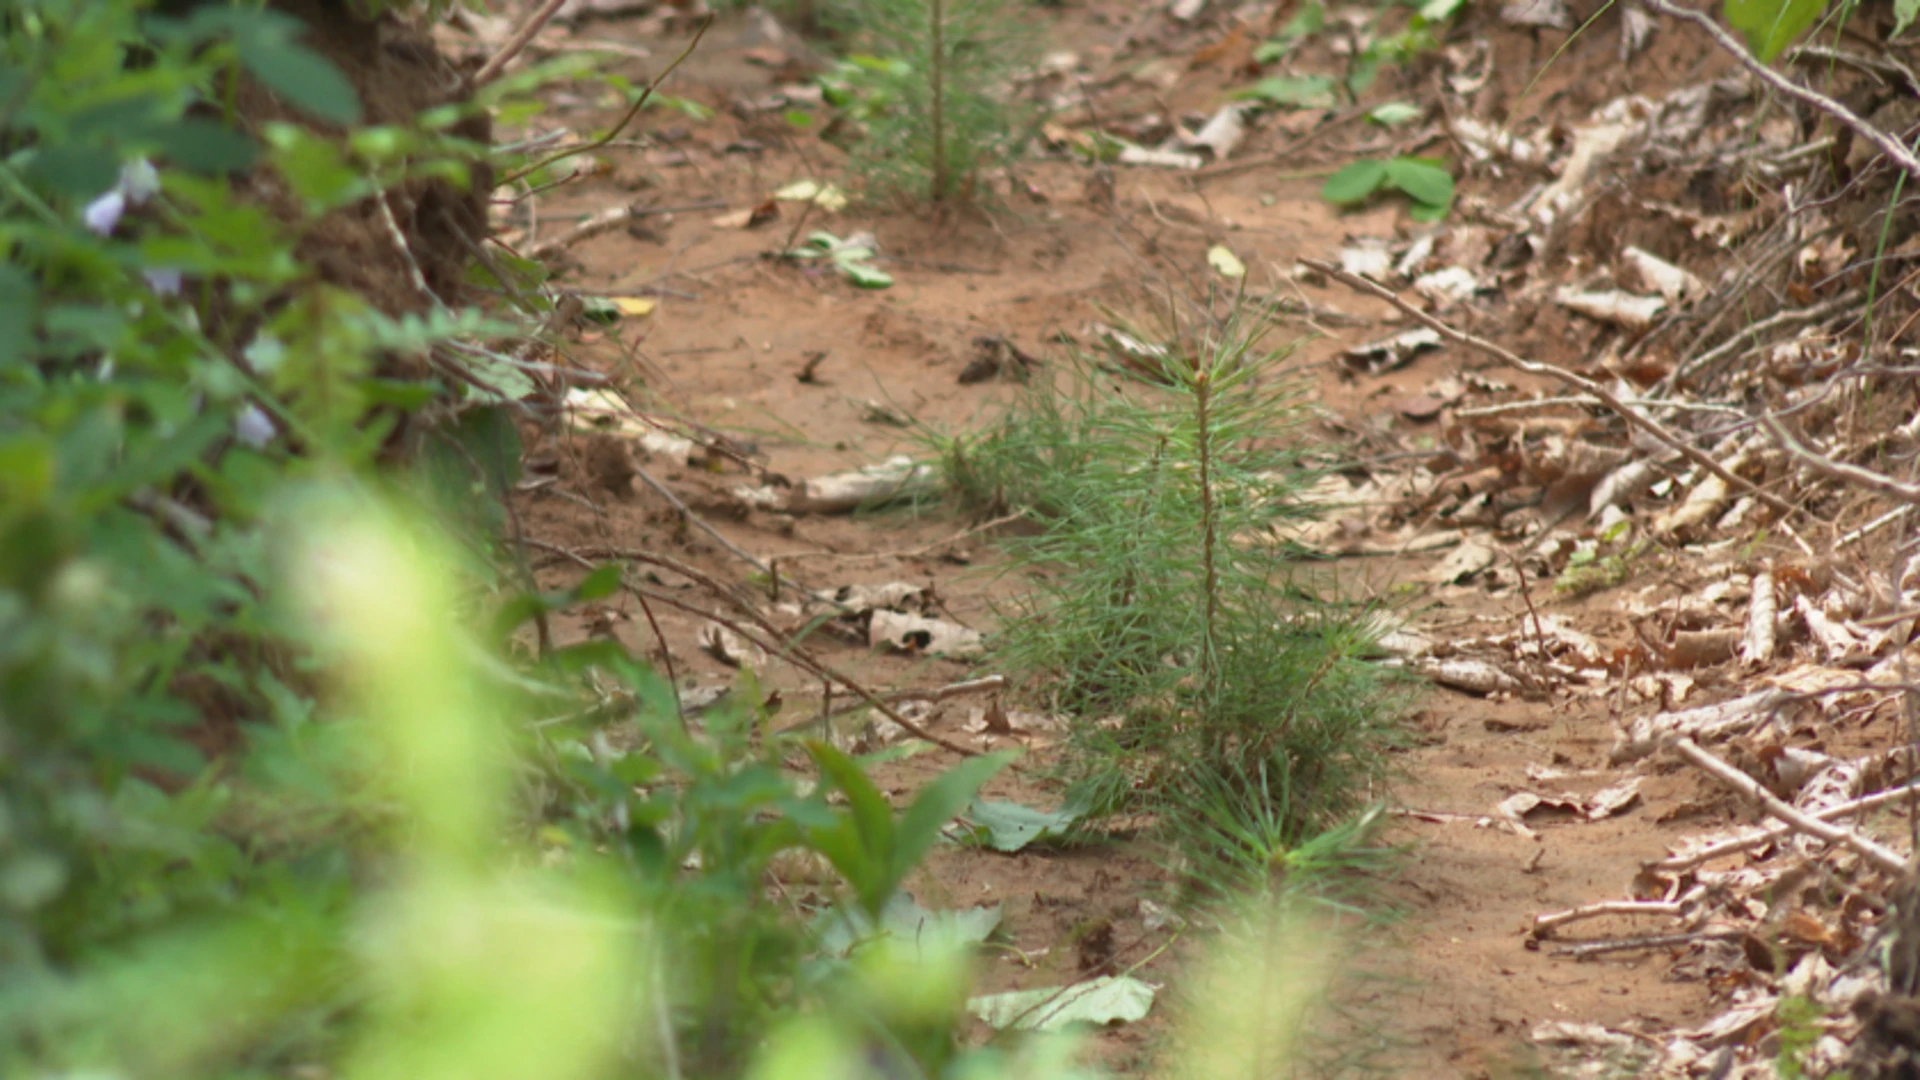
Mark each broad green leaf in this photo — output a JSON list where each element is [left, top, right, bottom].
[[961, 798, 1086, 852], [151, 117, 257, 174], [892, 750, 1011, 879], [1419, 0, 1467, 21], [1233, 75, 1336, 108], [968, 975, 1156, 1031], [236, 34, 362, 125], [575, 563, 623, 602], [1407, 199, 1450, 223], [808, 741, 896, 868], [1368, 101, 1422, 126], [1321, 159, 1388, 206], [1723, 0, 1829, 62], [1383, 157, 1455, 210], [0, 265, 34, 367], [1901, 0, 1920, 34]]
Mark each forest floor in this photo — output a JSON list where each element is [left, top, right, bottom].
[[407, 0, 1920, 1073]]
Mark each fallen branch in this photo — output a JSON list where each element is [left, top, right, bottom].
[[1647, 779, 1920, 872], [1761, 412, 1920, 505], [1641, 0, 1920, 182], [1301, 259, 1799, 519], [527, 539, 979, 755], [474, 0, 569, 85], [502, 17, 711, 187], [776, 674, 1009, 732], [1551, 928, 1742, 959], [525, 203, 702, 261], [1532, 896, 1696, 937], [1671, 737, 1907, 874]]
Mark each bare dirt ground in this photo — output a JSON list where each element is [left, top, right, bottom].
[[458, 0, 1920, 1073]]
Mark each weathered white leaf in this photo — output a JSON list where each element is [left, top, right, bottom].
[[968, 975, 1156, 1031]]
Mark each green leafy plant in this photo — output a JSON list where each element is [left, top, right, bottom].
[[1321, 155, 1455, 221], [1725, 0, 1830, 61], [942, 309, 1404, 845], [824, 0, 1032, 203], [785, 229, 895, 288], [1554, 521, 1647, 597]]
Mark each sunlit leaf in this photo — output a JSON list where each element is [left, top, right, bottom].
[[968, 975, 1156, 1031], [1723, 0, 1829, 62]]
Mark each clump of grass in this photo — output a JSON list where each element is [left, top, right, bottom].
[[944, 308, 1406, 846], [825, 0, 1031, 203]]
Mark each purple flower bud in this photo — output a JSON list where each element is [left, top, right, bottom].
[[83, 190, 126, 236], [142, 267, 183, 296], [235, 405, 276, 449]]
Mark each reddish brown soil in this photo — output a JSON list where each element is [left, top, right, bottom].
[[479, 4, 1762, 1074]]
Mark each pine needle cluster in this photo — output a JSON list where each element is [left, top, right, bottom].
[[948, 310, 1405, 846], [832, 0, 1030, 203]]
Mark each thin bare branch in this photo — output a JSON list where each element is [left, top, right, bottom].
[[1301, 259, 1799, 518], [1671, 737, 1907, 873], [1641, 0, 1920, 180]]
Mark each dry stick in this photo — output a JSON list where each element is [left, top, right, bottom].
[[502, 16, 712, 187], [1552, 928, 1743, 960], [773, 674, 1008, 733], [1302, 259, 1800, 520], [474, 0, 570, 85], [1641, 0, 1920, 181], [1671, 737, 1908, 874], [1647, 779, 1920, 873], [526, 202, 713, 261], [1532, 897, 1692, 936], [1761, 413, 1920, 505], [527, 539, 978, 755]]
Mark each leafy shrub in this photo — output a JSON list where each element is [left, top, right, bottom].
[[943, 311, 1405, 844]]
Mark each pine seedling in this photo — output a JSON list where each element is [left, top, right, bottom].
[[951, 308, 1405, 843], [830, 0, 1031, 203]]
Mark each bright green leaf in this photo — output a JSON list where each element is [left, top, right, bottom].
[[1367, 101, 1422, 126], [1321, 159, 1388, 206], [1900, 0, 1920, 34], [1383, 157, 1454, 209], [838, 259, 893, 289], [1723, 0, 1829, 62], [1233, 75, 1336, 108], [892, 750, 1011, 878]]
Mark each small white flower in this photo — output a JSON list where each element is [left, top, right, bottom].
[[83, 190, 126, 236], [142, 267, 183, 296], [119, 159, 160, 205], [243, 332, 286, 376], [234, 404, 276, 449]]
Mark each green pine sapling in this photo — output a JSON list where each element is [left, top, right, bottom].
[[830, 0, 1030, 203]]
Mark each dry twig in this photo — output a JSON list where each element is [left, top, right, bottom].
[[1671, 737, 1907, 873], [1302, 259, 1798, 518]]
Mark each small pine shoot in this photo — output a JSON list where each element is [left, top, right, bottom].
[[947, 307, 1406, 847], [836, 0, 1031, 203]]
